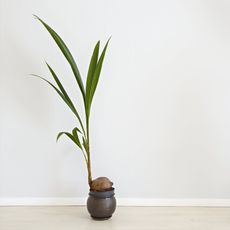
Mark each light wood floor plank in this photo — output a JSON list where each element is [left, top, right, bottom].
[[0, 206, 230, 230]]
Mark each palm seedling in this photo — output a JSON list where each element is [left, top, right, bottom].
[[32, 16, 112, 190]]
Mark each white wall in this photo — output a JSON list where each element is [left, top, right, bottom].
[[1, 0, 230, 200]]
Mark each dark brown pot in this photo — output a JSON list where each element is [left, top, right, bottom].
[[87, 188, 116, 220]]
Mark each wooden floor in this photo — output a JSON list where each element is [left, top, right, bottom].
[[0, 206, 230, 230]]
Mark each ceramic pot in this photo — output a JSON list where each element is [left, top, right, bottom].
[[87, 188, 116, 220]]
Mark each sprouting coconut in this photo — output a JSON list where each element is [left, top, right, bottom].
[[91, 177, 113, 191]]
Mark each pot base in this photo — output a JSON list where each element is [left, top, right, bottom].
[[91, 215, 112, 220]]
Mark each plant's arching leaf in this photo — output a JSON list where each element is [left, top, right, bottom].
[[46, 62, 74, 106], [72, 127, 82, 146], [34, 15, 85, 99], [72, 127, 82, 134], [30, 74, 72, 109], [85, 41, 100, 116], [88, 38, 110, 113], [30, 74, 84, 133], [56, 131, 82, 149], [45, 63, 81, 120]]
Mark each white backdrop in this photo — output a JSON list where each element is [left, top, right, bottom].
[[1, 0, 230, 201]]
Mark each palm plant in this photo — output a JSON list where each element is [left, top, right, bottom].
[[32, 16, 110, 188]]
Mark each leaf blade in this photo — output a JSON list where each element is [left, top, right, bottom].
[[56, 131, 82, 149], [30, 74, 68, 105], [34, 15, 85, 98], [30, 74, 82, 128], [45, 63, 83, 123], [72, 127, 82, 147], [88, 38, 110, 113], [85, 41, 100, 115]]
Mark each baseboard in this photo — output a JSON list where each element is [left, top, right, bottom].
[[0, 198, 86, 206], [0, 198, 230, 207], [117, 198, 230, 207]]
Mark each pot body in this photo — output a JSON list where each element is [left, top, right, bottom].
[[87, 188, 116, 220]]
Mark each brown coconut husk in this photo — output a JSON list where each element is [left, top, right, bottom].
[[90, 177, 113, 192]]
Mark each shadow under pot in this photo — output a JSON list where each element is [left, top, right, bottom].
[[87, 188, 116, 220]]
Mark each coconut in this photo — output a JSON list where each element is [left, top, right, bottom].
[[90, 177, 113, 191]]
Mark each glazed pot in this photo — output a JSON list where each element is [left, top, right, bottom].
[[87, 188, 116, 220]]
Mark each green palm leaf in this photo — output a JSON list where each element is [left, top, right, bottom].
[[72, 127, 82, 146], [57, 131, 82, 149], [85, 41, 100, 117], [31, 74, 84, 134], [34, 15, 85, 99], [31, 74, 71, 108], [88, 38, 110, 113], [45, 63, 84, 133], [72, 127, 82, 134]]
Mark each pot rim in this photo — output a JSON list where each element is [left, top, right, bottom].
[[89, 187, 115, 198]]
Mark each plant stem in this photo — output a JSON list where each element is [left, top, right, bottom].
[[86, 118, 92, 187], [87, 153, 92, 186], [81, 148, 88, 166]]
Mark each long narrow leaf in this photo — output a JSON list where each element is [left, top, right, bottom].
[[72, 127, 82, 146], [57, 131, 82, 149], [31, 74, 83, 131], [72, 127, 82, 134], [31, 74, 70, 106], [88, 38, 110, 113], [45, 63, 84, 132], [85, 41, 100, 115], [46, 62, 74, 108], [34, 15, 85, 98]]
